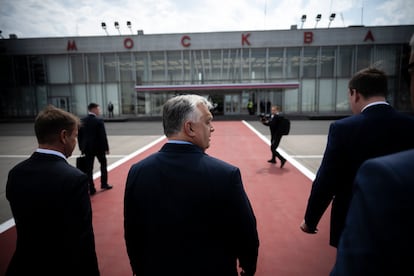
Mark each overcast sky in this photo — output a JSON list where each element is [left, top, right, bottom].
[[0, 0, 413, 38]]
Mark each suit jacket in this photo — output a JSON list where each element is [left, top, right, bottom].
[[6, 152, 99, 276], [78, 114, 109, 154], [331, 149, 414, 276], [263, 114, 283, 142], [304, 104, 414, 247], [124, 143, 259, 276]]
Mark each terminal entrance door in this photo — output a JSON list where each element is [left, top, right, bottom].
[[224, 94, 240, 115]]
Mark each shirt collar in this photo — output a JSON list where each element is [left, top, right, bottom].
[[361, 101, 389, 112], [36, 148, 66, 160], [167, 140, 193, 145]]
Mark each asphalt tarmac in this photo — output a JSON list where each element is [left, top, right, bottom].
[[0, 119, 332, 231]]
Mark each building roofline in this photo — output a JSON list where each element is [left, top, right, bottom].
[[135, 82, 300, 92]]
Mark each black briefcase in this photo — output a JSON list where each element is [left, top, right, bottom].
[[76, 155, 87, 173]]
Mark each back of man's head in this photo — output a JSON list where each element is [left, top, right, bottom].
[[162, 94, 213, 137], [34, 105, 79, 145], [88, 103, 99, 111], [348, 67, 388, 98]]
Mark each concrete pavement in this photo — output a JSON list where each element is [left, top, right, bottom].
[[0, 119, 332, 231]]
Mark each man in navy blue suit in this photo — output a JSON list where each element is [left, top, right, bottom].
[[124, 94, 259, 276], [330, 149, 414, 275], [6, 105, 100, 276], [300, 67, 414, 248], [330, 33, 414, 275], [78, 103, 112, 195]]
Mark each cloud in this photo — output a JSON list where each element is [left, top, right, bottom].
[[0, 0, 412, 38]]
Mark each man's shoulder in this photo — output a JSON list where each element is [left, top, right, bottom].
[[204, 154, 239, 171], [369, 149, 414, 168]]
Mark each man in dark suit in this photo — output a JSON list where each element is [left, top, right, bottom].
[[331, 33, 414, 276], [6, 105, 100, 276], [300, 67, 414, 248], [261, 105, 287, 168], [78, 102, 112, 195], [124, 94, 259, 276], [330, 149, 414, 276]]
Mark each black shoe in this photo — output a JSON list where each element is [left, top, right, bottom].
[[101, 184, 113, 190], [90, 187, 97, 195], [280, 159, 287, 168], [267, 159, 276, 164]]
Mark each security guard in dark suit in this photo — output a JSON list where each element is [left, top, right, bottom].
[[78, 103, 113, 195]]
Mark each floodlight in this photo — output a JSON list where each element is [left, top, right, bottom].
[[301, 14, 306, 29], [315, 14, 322, 28], [114, 21, 121, 35], [101, 22, 109, 35], [127, 21, 133, 34], [328, 13, 336, 28]]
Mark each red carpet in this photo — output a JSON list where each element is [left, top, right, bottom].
[[0, 121, 335, 276]]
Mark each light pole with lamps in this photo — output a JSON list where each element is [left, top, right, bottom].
[[101, 22, 109, 35], [315, 14, 322, 28], [301, 15, 307, 29], [127, 21, 133, 34], [328, 13, 336, 28], [114, 21, 121, 35]]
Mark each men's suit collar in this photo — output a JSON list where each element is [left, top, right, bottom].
[[36, 148, 66, 160], [361, 103, 393, 113], [160, 142, 204, 154], [32, 151, 67, 162], [361, 101, 389, 112]]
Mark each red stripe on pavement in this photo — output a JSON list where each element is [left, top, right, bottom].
[[0, 121, 335, 276]]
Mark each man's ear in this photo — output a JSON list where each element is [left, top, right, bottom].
[[60, 129, 68, 144], [184, 121, 195, 136], [354, 90, 362, 102]]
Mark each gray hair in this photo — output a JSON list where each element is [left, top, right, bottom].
[[162, 94, 213, 137]]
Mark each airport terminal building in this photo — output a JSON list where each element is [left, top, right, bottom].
[[0, 25, 413, 118]]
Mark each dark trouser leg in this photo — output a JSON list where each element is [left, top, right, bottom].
[[96, 152, 108, 186], [85, 153, 96, 190], [271, 135, 286, 162], [274, 150, 286, 162], [270, 144, 276, 161]]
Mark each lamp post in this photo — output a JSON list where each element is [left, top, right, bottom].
[[301, 15, 306, 29], [328, 13, 336, 28], [314, 14, 322, 28], [127, 21, 133, 34], [114, 21, 121, 35], [101, 22, 109, 35]]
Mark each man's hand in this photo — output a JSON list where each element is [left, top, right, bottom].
[[300, 220, 318, 234]]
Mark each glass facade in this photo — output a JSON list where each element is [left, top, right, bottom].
[[0, 28, 412, 118]]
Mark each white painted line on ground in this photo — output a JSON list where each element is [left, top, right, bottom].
[[0, 135, 166, 234], [0, 155, 129, 158], [0, 218, 15, 234]]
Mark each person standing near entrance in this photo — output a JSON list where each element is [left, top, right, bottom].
[[78, 103, 113, 195], [261, 105, 287, 168], [107, 101, 114, 118], [247, 99, 254, 115]]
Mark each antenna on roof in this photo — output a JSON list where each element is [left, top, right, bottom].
[[361, 0, 364, 25], [340, 13, 345, 27]]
